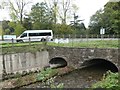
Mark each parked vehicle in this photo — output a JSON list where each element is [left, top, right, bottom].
[[16, 30, 53, 42]]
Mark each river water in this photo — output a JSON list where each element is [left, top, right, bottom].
[[24, 63, 116, 88], [54, 64, 107, 88]]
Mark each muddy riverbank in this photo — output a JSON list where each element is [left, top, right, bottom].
[[24, 63, 114, 88]]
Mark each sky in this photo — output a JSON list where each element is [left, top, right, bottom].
[[0, 0, 110, 27], [76, 0, 109, 27]]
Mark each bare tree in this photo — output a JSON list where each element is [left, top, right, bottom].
[[44, 0, 72, 24], [9, 0, 31, 24], [59, 0, 71, 24], [44, 0, 58, 24]]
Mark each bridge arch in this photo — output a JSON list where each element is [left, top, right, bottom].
[[49, 57, 67, 68], [81, 58, 118, 72]]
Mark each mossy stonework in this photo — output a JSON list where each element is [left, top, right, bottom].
[[48, 47, 119, 72], [0, 46, 119, 80]]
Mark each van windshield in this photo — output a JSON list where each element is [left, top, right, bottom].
[[20, 33, 27, 38]]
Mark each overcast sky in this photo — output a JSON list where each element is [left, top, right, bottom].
[[0, 0, 110, 27]]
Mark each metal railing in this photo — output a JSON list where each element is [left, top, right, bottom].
[[1, 34, 119, 49]]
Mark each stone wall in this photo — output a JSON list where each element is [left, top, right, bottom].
[[0, 46, 119, 80], [48, 47, 119, 71], [0, 51, 49, 80]]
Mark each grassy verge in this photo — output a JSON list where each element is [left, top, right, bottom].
[[0, 42, 46, 54], [48, 40, 119, 48], [0, 40, 119, 54], [1, 40, 119, 48]]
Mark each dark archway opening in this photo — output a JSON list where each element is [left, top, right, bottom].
[[81, 58, 118, 73], [49, 57, 67, 69]]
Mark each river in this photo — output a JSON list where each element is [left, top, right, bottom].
[[23, 62, 117, 88]]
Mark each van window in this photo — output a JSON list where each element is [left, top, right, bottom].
[[20, 33, 27, 38], [40, 32, 51, 36], [29, 32, 51, 36]]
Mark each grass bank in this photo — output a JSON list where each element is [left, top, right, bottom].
[[0, 40, 119, 54]]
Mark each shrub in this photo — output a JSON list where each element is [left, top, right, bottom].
[[92, 71, 120, 90], [37, 68, 58, 81]]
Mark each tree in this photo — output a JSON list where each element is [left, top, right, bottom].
[[23, 17, 32, 30], [103, 2, 120, 34], [89, 9, 103, 35], [70, 13, 86, 34], [9, 22, 25, 36], [52, 23, 74, 34], [9, 0, 31, 24], [2, 20, 10, 31], [44, 0, 73, 24], [29, 2, 53, 30], [59, 0, 71, 24], [44, 0, 59, 24], [89, 1, 120, 35]]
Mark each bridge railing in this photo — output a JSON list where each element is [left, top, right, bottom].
[[1, 34, 119, 49], [53, 34, 119, 38]]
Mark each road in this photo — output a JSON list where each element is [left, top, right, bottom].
[[0, 38, 118, 44]]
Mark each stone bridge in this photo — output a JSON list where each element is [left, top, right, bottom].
[[48, 47, 120, 72], [0, 46, 119, 80]]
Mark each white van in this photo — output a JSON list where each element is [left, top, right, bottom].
[[16, 30, 53, 42]]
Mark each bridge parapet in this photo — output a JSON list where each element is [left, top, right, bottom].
[[48, 47, 119, 72]]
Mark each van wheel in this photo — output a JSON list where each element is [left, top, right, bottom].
[[41, 38, 46, 42], [17, 40, 23, 43], [20, 40, 23, 43]]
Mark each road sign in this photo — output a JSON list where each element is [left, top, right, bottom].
[[100, 28, 105, 35]]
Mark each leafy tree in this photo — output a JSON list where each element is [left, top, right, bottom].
[[29, 2, 53, 30], [9, 22, 25, 36], [103, 2, 120, 34], [89, 1, 120, 35], [2, 20, 12, 35], [89, 9, 104, 35], [23, 17, 32, 30], [52, 23, 74, 34], [2, 20, 9, 31], [4, 29, 11, 35], [15, 23, 25, 36]]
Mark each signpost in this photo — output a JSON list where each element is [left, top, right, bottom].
[[100, 28, 105, 39], [100, 28, 105, 35]]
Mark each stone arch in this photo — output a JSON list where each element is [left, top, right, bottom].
[[49, 57, 67, 68], [81, 58, 118, 72]]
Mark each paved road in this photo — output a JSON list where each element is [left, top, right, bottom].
[[0, 38, 118, 44], [54, 38, 118, 43]]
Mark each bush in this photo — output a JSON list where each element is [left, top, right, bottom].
[[92, 71, 120, 90], [37, 68, 58, 81]]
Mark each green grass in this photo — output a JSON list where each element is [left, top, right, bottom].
[[0, 43, 46, 54], [37, 68, 58, 82], [92, 71, 120, 89], [1, 42, 43, 48], [48, 40, 119, 49], [1, 40, 119, 48], [0, 40, 119, 54]]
